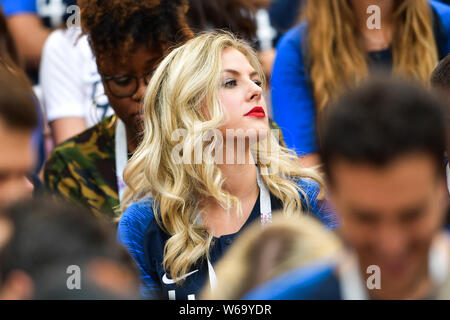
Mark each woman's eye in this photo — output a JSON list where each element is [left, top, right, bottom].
[[223, 79, 236, 88], [113, 77, 133, 87]]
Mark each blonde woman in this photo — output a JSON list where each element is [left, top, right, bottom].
[[271, 0, 450, 166], [200, 214, 342, 300], [118, 32, 338, 300]]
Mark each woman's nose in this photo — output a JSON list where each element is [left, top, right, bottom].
[[132, 77, 148, 102], [247, 81, 263, 101]]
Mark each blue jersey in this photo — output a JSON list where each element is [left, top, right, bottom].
[[118, 178, 338, 300]]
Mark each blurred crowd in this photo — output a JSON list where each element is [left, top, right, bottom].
[[0, 0, 449, 300]]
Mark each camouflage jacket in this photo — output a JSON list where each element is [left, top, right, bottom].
[[44, 116, 285, 219], [44, 116, 120, 218]]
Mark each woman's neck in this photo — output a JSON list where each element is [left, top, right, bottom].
[[218, 161, 258, 199], [201, 149, 260, 237], [125, 124, 140, 154], [219, 142, 258, 198]]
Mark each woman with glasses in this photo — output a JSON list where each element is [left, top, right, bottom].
[[43, 0, 193, 218]]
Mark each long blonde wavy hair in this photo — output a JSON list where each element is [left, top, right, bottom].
[[120, 31, 324, 282], [303, 0, 439, 112]]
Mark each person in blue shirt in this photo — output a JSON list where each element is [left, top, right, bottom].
[[271, 0, 450, 167], [245, 76, 450, 300], [118, 32, 338, 300], [268, 0, 303, 45]]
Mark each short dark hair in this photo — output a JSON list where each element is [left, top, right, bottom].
[[0, 61, 37, 131], [0, 197, 139, 298], [431, 54, 450, 90], [319, 76, 447, 183]]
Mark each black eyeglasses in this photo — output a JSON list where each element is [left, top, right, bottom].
[[101, 69, 155, 98]]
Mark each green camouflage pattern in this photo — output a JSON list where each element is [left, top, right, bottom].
[[44, 116, 120, 218], [44, 115, 285, 219]]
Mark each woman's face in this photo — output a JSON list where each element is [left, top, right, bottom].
[[218, 47, 269, 140], [97, 46, 161, 132]]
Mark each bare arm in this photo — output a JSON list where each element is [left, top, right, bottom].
[[50, 117, 87, 146], [7, 14, 51, 71]]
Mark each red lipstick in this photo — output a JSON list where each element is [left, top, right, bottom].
[[244, 106, 265, 118]]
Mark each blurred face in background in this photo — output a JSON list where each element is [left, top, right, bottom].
[[329, 153, 447, 298], [0, 119, 34, 208], [98, 46, 161, 133]]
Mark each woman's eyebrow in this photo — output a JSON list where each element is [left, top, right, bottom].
[[222, 69, 259, 77]]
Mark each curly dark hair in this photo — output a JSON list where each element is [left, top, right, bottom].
[[78, 0, 194, 65]]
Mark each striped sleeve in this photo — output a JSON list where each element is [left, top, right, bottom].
[[296, 178, 340, 229], [118, 200, 160, 299]]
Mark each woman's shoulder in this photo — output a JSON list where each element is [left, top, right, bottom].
[[292, 177, 339, 229], [430, 0, 450, 57], [293, 177, 321, 201], [431, 0, 450, 18], [276, 21, 308, 52], [432, 0, 450, 26], [120, 199, 156, 228], [118, 198, 157, 245], [48, 116, 116, 161], [431, 0, 450, 33], [272, 22, 310, 79]]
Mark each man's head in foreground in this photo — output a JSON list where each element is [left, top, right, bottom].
[[0, 197, 140, 299], [320, 76, 448, 299]]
